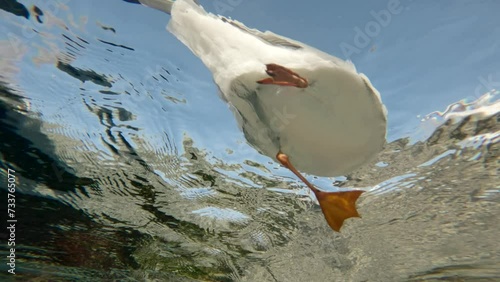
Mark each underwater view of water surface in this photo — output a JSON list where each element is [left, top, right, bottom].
[[0, 0, 499, 281]]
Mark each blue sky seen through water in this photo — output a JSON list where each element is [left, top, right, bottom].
[[3, 0, 499, 163]]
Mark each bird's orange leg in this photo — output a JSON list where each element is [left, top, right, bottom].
[[257, 63, 308, 88], [276, 152, 364, 232]]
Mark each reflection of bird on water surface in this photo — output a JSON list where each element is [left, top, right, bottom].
[[134, 0, 387, 231]]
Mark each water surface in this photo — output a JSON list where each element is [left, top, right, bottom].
[[0, 0, 499, 281]]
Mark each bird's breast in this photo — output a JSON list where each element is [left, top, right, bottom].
[[227, 66, 387, 176]]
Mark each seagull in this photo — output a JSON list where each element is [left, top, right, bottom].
[[134, 0, 387, 231]]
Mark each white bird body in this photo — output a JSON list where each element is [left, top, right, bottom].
[[166, 0, 387, 176], [137, 0, 387, 231]]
